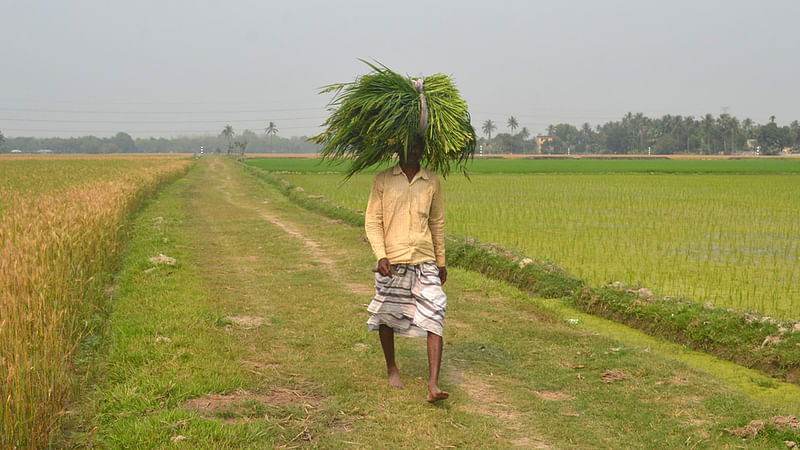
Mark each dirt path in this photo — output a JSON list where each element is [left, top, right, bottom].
[[207, 157, 552, 446]]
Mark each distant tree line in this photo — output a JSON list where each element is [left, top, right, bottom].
[[2, 113, 799, 155], [1, 132, 138, 154], [482, 113, 800, 155], [0, 128, 320, 154]]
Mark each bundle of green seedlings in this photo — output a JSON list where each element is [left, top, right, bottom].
[[310, 60, 476, 178]]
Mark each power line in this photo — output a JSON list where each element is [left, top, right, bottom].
[[0, 106, 326, 115], [0, 116, 327, 124], [473, 111, 620, 121], [2, 125, 321, 134]]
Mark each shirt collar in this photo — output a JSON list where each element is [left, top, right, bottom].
[[392, 164, 430, 180]]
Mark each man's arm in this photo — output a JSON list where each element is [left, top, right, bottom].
[[365, 172, 389, 275], [429, 176, 446, 284]]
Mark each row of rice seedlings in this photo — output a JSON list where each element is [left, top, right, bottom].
[[245, 156, 800, 175], [282, 172, 800, 319], [0, 157, 191, 448]]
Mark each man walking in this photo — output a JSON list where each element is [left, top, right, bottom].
[[364, 134, 449, 403]]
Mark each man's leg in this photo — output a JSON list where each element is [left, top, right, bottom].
[[426, 332, 449, 402], [379, 324, 404, 389]]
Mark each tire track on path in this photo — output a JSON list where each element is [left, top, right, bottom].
[[209, 157, 372, 298]]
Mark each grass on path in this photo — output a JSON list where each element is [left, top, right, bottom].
[[69, 156, 799, 448]]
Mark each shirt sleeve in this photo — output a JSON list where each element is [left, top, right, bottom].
[[364, 172, 388, 262], [429, 175, 446, 266]]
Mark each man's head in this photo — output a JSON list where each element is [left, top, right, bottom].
[[400, 134, 425, 165]]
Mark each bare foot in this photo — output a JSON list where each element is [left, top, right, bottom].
[[388, 369, 405, 389], [426, 385, 449, 403]]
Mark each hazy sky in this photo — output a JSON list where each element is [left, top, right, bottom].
[[2, 0, 799, 138]]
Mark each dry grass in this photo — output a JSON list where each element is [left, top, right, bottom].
[[0, 156, 191, 448]]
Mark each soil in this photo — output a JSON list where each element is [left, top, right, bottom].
[[533, 390, 574, 401], [225, 316, 266, 328], [600, 369, 628, 383], [183, 388, 321, 423]]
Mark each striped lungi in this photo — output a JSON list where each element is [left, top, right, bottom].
[[366, 261, 446, 337]]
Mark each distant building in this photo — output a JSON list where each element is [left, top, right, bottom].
[[536, 134, 553, 154], [36, 149, 53, 154], [10, 149, 22, 153]]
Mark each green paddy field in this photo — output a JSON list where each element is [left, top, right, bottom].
[[248, 157, 800, 319]]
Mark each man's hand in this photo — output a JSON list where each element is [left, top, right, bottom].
[[377, 258, 393, 277], [438, 266, 447, 285]]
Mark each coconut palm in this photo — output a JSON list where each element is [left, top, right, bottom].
[[517, 126, 531, 153], [580, 122, 594, 153], [482, 119, 496, 140], [264, 122, 279, 152], [742, 118, 754, 138], [221, 125, 234, 154], [507, 116, 519, 134], [717, 114, 739, 154]]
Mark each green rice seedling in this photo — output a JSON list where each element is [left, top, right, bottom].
[[309, 60, 476, 178], [246, 156, 800, 175]]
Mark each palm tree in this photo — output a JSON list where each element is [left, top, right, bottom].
[[507, 116, 519, 134], [684, 116, 697, 152], [581, 122, 594, 153], [742, 118, 754, 138], [264, 122, 279, 152], [221, 125, 234, 155], [518, 127, 531, 153], [717, 114, 739, 154], [481, 119, 496, 141], [702, 114, 714, 154]]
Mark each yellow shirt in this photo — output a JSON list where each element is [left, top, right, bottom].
[[365, 164, 445, 267]]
